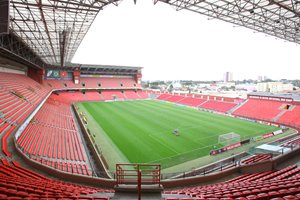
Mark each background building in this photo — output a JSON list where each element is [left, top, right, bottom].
[[257, 82, 293, 92], [223, 72, 233, 83]]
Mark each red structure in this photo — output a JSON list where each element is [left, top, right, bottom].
[[116, 163, 161, 186], [116, 163, 161, 199]]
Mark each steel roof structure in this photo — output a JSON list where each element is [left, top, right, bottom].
[[48, 63, 142, 75], [158, 0, 300, 44], [2, 0, 300, 69], [8, 0, 120, 67]]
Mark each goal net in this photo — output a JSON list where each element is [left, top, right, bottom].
[[218, 132, 240, 146]]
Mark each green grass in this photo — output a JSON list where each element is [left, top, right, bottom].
[[78, 100, 280, 169]]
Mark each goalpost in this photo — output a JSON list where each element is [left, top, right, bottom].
[[218, 132, 240, 146]]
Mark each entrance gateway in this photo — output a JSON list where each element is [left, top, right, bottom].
[[115, 163, 163, 199]]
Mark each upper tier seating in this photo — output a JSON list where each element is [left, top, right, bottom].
[[199, 100, 238, 112], [0, 88, 34, 125], [164, 165, 300, 199], [0, 72, 50, 105], [44, 77, 140, 90], [0, 73, 50, 157], [277, 106, 300, 126], [233, 99, 284, 121], [0, 159, 112, 199]]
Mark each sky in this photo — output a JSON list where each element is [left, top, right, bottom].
[[72, 0, 300, 81]]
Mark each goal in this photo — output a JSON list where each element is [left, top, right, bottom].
[[218, 132, 240, 146]]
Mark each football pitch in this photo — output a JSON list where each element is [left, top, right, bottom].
[[77, 100, 279, 170]]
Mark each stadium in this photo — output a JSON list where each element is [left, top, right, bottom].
[[1, 0, 300, 199]]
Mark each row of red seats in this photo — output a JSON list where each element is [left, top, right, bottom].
[[0, 159, 112, 199], [157, 93, 174, 100], [177, 97, 206, 107], [233, 99, 284, 121], [166, 95, 186, 103], [0, 72, 50, 105], [137, 90, 149, 98], [277, 106, 300, 126], [49, 90, 148, 104], [34, 105, 76, 131], [124, 90, 142, 99], [157, 94, 238, 112], [282, 137, 300, 147], [241, 154, 272, 165], [16, 94, 90, 176], [0, 73, 51, 158], [33, 158, 92, 176], [199, 100, 237, 113], [0, 88, 34, 125], [18, 123, 85, 162], [164, 165, 300, 199], [100, 90, 125, 100]]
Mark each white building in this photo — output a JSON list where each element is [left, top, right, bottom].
[[223, 72, 233, 82], [257, 82, 293, 93]]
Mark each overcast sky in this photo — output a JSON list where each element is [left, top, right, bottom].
[[72, 0, 300, 81]]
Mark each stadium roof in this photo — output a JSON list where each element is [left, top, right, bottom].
[[4, 0, 300, 68], [249, 92, 300, 101], [9, 0, 120, 67], [47, 63, 142, 75]]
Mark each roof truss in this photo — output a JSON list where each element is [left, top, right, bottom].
[[158, 0, 300, 43]]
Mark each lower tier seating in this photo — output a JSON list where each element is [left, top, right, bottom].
[[164, 165, 300, 199], [277, 106, 300, 126], [16, 94, 91, 176], [241, 154, 272, 165], [199, 100, 237, 112], [233, 99, 284, 121], [177, 97, 206, 107], [0, 159, 113, 199], [157, 93, 173, 100]]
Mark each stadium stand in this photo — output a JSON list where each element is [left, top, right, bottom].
[[282, 136, 300, 147], [156, 93, 239, 113], [44, 77, 140, 90], [165, 95, 186, 103], [157, 93, 173, 100], [0, 159, 113, 199], [241, 154, 272, 165], [277, 106, 300, 126], [164, 165, 300, 199], [177, 97, 206, 107], [199, 100, 238, 113], [100, 90, 125, 100], [2, 71, 300, 199], [0, 73, 51, 158], [137, 90, 149, 99], [82, 91, 103, 101], [0, 72, 148, 177], [233, 99, 284, 121], [0, 72, 49, 105], [16, 94, 91, 176], [124, 90, 142, 99]]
